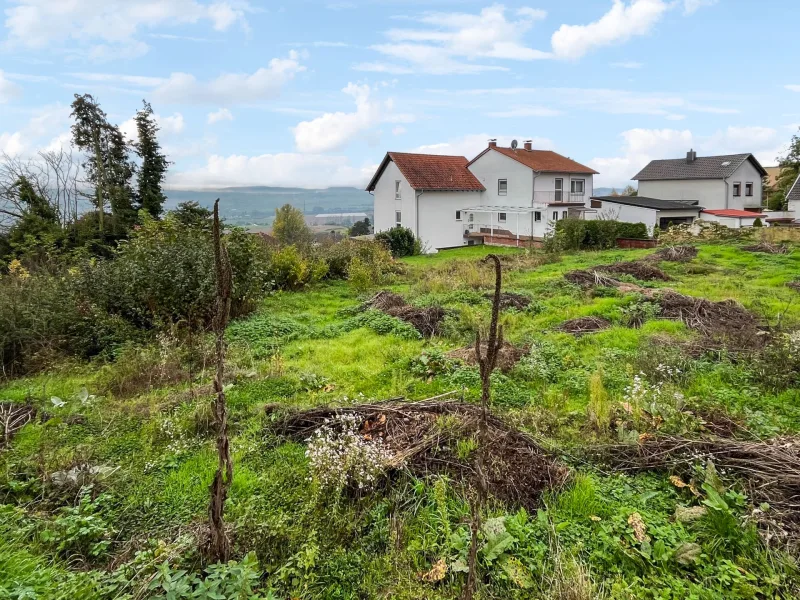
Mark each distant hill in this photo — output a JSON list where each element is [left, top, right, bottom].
[[163, 186, 373, 225], [593, 187, 614, 197]]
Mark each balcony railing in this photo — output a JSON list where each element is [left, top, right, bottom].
[[533, 191, 586, 204]]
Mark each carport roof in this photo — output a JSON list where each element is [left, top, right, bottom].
[[591, 196, 703, 211]]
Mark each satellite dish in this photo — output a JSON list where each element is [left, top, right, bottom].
[[511, 139, 518, 149]]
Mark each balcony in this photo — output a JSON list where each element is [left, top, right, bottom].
[[532, 191, 586, 204]]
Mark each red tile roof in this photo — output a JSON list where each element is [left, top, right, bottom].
[[470, 146, 598, 174], [702, 209, 766, 218], [366, 152, 485, 192]]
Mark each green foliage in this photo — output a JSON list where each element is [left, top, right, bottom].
[[349, 218, 371, 236], [328, 309, 421, 340], [40, 492, 114, 560], [752, 217, 763, 227], [269, 245, 327, 290], [375, 226, 422, 257], [272, 204, 312, 248], [133, 101, 170, 218], [169, 202, 213, 230], [546, 218, 649, 252], [148, 553, 267, 600]]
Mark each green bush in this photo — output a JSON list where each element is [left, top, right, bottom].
[[753, 217, 763, 227], [546, 218, 649, 251], [374, 226, 422, 257], [269, 245, 328, 291], [321, 238, 393, 280]]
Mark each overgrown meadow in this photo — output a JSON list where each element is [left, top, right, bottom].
[[2, 241, 800, 599]]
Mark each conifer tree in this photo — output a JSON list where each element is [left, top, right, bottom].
[[134, 101, 170, 218]]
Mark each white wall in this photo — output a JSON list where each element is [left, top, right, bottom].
[[728, 161, 763, 210], [639, 179, 724, 209], [372, 160, 416, 235], [417, 191, 482, 250], [700, 214, 761, 229], [595, 202, 658, 234], [468, 150, 532, 206]]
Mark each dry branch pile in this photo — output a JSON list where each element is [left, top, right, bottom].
[[447, 342, 527, 372], [742, 243, 789, 255], [363, 291, 446, 337], [564, 270, 621, 288], [483, 292, 531, 311], [273, 399, 569, 509], [588, 436, 800, 534], [0, 402, 36, 447], [598, 261, 672, 281], [556, 316, 611, 336], [649, 245, 698, 262]]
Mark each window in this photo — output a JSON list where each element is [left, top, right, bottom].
[[395, 181, 401, 201], [591, 199, 602, 208], [395, 211, 402, 226], [562, 210, 568, 219], [498, 212, 507, 223], [534, 211, 542, 222], [468, 213, 474, 222], [552, 211, 559, 221], [455, 210, 462, 221], [745, 182, 754, 197], [498, 179, 508, 196], [733, 182, 741, 197], [554, 178, 563, 202], [571, 179, 585, 194]]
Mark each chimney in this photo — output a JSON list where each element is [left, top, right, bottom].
[[523, 140, 532, 151], [488, 139, 497, 148], [686, 149, 697, 163]]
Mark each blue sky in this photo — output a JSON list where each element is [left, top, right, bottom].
[[1, 0, 799, 190]]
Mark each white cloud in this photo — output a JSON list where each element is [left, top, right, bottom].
[[683, 0, 717, 15], [120, 112, 185, 143], [610, 61, 643, 69], [153, 52, 305, 105], [487, 105, 563, 118], [208, 108, 234, 124], [66, 72, 167, 87], [411, 134, 555, 159], [0, 70, 23, 103], [166, 153, 376, 189], [0, 104, 72, 157], [4, 0, 252, 59], [786, 85, 800, 93], [590, 125, 784, 187], [551, 0, 669, 60], [293, 83, 414, 153], [0, 132, 25, 156], [363, 5, 551, 75]]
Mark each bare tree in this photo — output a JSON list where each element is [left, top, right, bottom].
[[0, 150, 81, 231], [208, 199, 233, 562], [463, 254, 504, 600]]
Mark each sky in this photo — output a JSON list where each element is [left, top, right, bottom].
[[1, 0, 799, 190]]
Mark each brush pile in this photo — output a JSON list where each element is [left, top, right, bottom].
[[484, 291, 531, 311], [556, 316, 611, 336], [565, 261, 670, 286], [588, 435, 800, 536], [649, 245, 698, 262], [1, 402, 36, 446], [447, 342, 527, 372], [273, 398, 569, 509], [564, 269, 621, 288], [742, 242, 789, 255], [362, 291, 446, 337]]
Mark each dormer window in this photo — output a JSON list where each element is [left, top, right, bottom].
[[498, 179, 508, 196]]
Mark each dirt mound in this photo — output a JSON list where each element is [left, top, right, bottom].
[[1, 402, 37, 446], [363, 291, 446, 337], [447, 342, 527, 372], [557, 316, 611, 336], [743, 242, 789, 255], [385, 306, 446, 338], [598, 261, 672, 282], [656, 291, 763, 349], [484, 292, 531, 311], [274, 399, 569, 510], [649, 245, 698, 262]]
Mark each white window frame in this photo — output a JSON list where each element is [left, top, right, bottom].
[[562, 210, 568, 219], [733, 182, 741, 197], [552, 211, 559, 221], [498, 179, 508, 196], [554, 178, 564, 202], [745, 182, 754, 197], [534, 211, 541, 222], [455, 210, 462, 221], [395, 180, 402, 201], [395, 210, 402, 226], [498, 212, 507, 223], [570, 179, 585, 194]]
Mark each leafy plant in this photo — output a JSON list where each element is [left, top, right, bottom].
[[40, 492, 114, 560], [148, 552, 268, 600]]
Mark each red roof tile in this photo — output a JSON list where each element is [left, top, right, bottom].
[[703, 209, 766, 218], [471, 147, 598, 174], [366, 152, 485, 192]]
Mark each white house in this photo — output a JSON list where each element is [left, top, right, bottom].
[[788, 175, 800, 216], [366, 140, 598, 251], [633, 150, 768, 213], [588, 195, 703, 235]]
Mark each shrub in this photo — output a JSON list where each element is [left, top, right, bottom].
[[546, 218, 649, 252], [268, 245, 327, 291], [272, 204, 312, 248], [753, 217, 763, 227], [321, 238, 393, 281], [375, 226, 422, 257]]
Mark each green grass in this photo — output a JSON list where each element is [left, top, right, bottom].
[[2, 242, 800, 599]]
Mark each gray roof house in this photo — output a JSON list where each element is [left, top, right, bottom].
[[632, 150, 767, 212], [590, 195, 702, 232]]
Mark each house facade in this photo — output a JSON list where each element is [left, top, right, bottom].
[[367, 140, 597, 251], [633, 151, 767, 213]]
